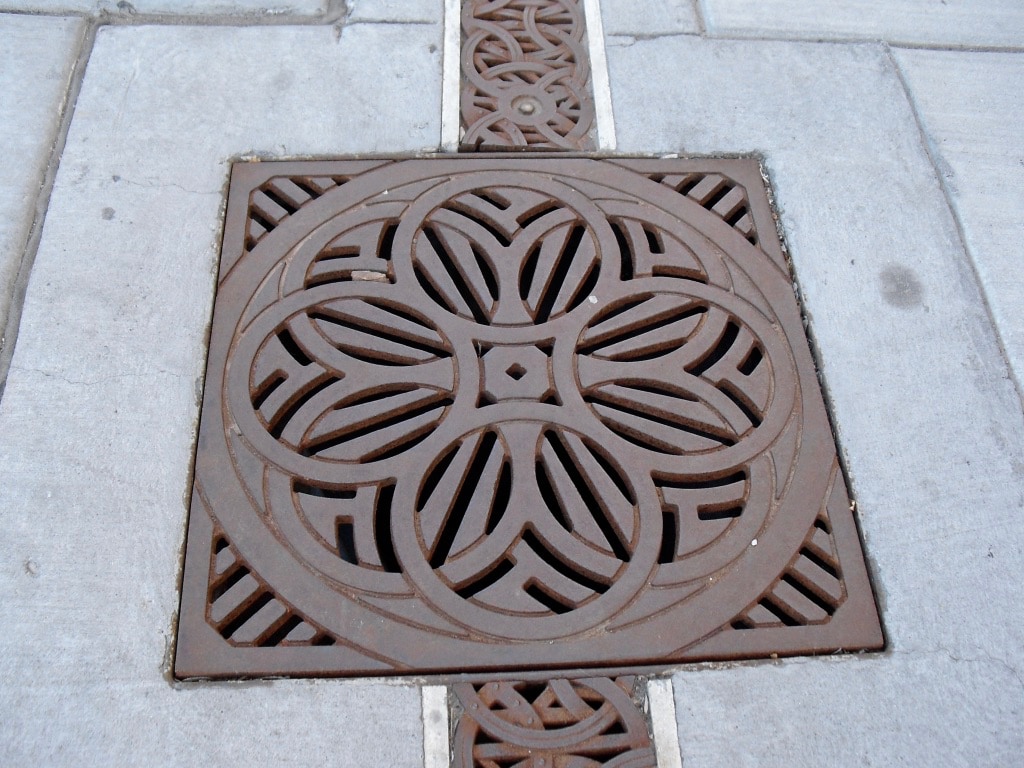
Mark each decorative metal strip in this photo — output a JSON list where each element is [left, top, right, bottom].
[[452, 677, 656, 767], [174, 157, 883, 679], [460, 0, 597, 151]]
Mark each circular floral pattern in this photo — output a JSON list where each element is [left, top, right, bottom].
[[213, 165, 809, 647]]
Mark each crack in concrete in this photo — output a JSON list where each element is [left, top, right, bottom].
[[114, 175, 218, 196], [919, 646, 1024, 694], [9, 363, 187, 388], [606, 31, 694, 48]]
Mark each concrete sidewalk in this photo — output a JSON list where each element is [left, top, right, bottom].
[[1, 1, 1021, 765]]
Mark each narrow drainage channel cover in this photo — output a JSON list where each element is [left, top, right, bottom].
[[174, 157, 883, 678], [452, 678, 655, 766], [461, 0, 596, 151]]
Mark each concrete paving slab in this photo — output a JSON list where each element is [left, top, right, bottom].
[[895, 49, 1024, 398], [0, 0, 326, 16], [0, 14, 82, 361], [674, 654, 1022, 766], [607, 34, 1024, 764], [0, 21, 440, 766], [349, 0, 439, 22], [702, 0, 1024, 48], [598, 0, 699, 36]]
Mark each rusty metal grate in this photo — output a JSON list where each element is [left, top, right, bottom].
[[453, 677, 655, 767], [461, 0, 596, 151], [174, 156, 883, 678]]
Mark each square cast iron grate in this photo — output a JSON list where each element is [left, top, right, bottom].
[[174, 157, 883, 678]]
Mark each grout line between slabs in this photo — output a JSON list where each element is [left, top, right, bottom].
[[2, 0, 441, 28], [885, 40, 1024, 54], [440, 0, 461, 151], [0, 18, 96, 401], [0, 0, 352, 27], [601, 27, 1024, 55], [693, 0, 709, 36], [2, 7, 1022, 51], [702, 29, 1024, 54], [581, 0, 616, 150], [647, 678, 684, 768], [887, 45, 1024, 413], [422, 685, 451, 768]]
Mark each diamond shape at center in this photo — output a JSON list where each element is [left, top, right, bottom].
[[481, 344, 553, 402]]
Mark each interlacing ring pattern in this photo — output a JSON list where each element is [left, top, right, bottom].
[[189, 159, 862, 673], [461, 0, 596, 150], [453, 678, 656, 767]]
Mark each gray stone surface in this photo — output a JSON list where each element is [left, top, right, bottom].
[[0, 0, 325, 15], [896, 49, 1024, 398], [0, 21, 440, 766], [349, 0, 439, 22], [703, 0, 1024, 47], [598, 0, 699, 36], [674, 654, 1022, 765], [0, 14, 82, 359], [607, 35, 1024, 765]]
